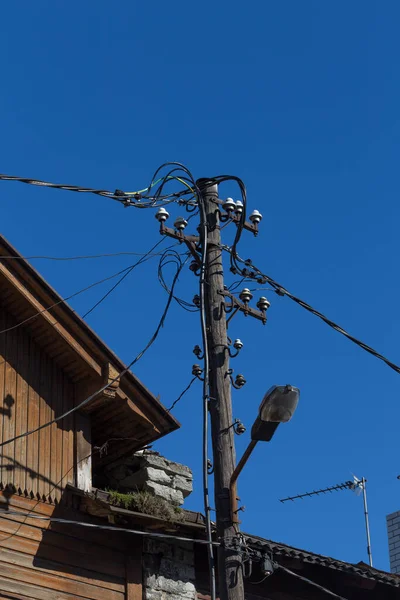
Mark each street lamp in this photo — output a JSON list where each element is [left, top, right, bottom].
[[230, 385, 300, 523]]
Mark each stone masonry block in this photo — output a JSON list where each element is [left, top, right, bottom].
[[173, 474, 193, 497], [146, 466, 173, 485], [145, 481, 184, 506]]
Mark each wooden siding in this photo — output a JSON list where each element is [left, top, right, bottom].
[[0, 492, 131, 600], [0, 305, 75, 502]]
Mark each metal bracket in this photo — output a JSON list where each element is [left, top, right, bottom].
[[219, 289, 267, 324], [159, 223, 201, 266]]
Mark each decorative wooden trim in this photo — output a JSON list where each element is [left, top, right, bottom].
[[103, 363, 120, 399]]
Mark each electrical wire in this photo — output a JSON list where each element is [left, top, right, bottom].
[[224, 246, 400, 376], [0, 264, 146, 335], [82, 238, 170, 319], [0, 254, 186, 449], [0, 173, 127, 202], [158, 249, 198, 312], [153, 163, 216, 600], [197, 181, 217, 600], [0, 172, 194, 208], [0, 250, 175, 262], [0, 509, 221, 546], [0, 248, 168, 336], [166, 377, 197, 413], [277, 565, 349, 599]]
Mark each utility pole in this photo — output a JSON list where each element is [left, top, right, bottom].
[[157, 179, 265, 600], [199, 180, 245, 600]]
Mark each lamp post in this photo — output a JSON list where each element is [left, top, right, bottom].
[[230, 385, 300, 523]]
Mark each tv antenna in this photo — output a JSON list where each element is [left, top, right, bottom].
[[280, 475, 373, 567]]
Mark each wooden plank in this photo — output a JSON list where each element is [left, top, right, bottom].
[[44, 353, 52, 501], [0, 546, 125, 593], [27, 338, 40, 499], [50, 359, 58, 502], [0, 591, 33, 600], [0, 307, 6, 487], [0, 488, 55, 515], [38, 348, 48, 501], [3, 315, 17, 490], [66, 378, 75, 487], [0, 503, 128, 558], [0, 556, 124, 600], [126, 541, 143, 600], [0, 522, 126, 579], [0, 573, 86, 600], [21, 330, 29, 496], [75, 412, 92, 492], [54, 364, 63, 501], [0, 261, 103, 377], [14, 327, 27, 494], [61, 371, 71, 492]]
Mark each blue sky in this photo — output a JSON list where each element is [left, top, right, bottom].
[[1, 1, 400, 572]]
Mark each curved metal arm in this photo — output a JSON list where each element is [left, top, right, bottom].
[[230, 440, 258, 524]]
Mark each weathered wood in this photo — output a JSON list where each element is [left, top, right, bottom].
[[0, 546, 124, 592], [0, 574, 90, 600], [4, 314, 17, 487], [38, 349, 49, 500], [0, 559, 124, 600], [0, 260, 103, 378], [0, 518, 126, 579], [55, 364, 63, 501], [62, 372, 73, 490], [202, 182, 244, 600], [0, 308, 6, 487], [27, 338, 40, 498], [126, 543, 143, 600], [75, 412, 92, 492]]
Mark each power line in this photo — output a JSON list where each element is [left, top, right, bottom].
[[0, 251, 166, 336], [0, 254, 186, 450], [158, 249, 198, 312], [166, 377, 197, 413], [0, 509, 221, 547], [226, 248, 400, 375], [277, 564, 349, 599], [0, 250, 177, 261], [0, 171, 196, 207], [82, 238, 169, 319], [0, 173, 127, 202]]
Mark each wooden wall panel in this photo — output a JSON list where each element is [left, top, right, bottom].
[[0, 494, 126, 600], [0, 306, 76, 502]]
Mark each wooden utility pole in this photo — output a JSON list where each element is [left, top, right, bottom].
[[200, 181, 245, 600]]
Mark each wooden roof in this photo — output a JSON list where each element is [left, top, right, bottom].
[[0, 235, 179, 460]]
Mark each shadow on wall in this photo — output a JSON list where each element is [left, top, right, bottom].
[[0, 478, 133, 595]]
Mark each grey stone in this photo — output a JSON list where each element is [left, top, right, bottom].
[[145, 574, 195, 596], [147, 466, 173, 485], [145, 481, 184, 506], [140, 452, 192, 478], [172, 474, 193, 497], [143, 538, 196, 600], [104, 450, 192, 506], [159, 557, 195, 581]]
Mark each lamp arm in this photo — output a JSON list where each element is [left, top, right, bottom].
[[230, 439, 258, 524]]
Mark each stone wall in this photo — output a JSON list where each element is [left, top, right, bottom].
[[104, 450, 193, 506], [143, 537, 197, 600]]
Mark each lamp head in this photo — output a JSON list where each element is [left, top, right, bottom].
[[251, 385, 300, 442]]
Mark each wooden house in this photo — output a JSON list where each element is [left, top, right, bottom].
[[0, 235, 179, 599]]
